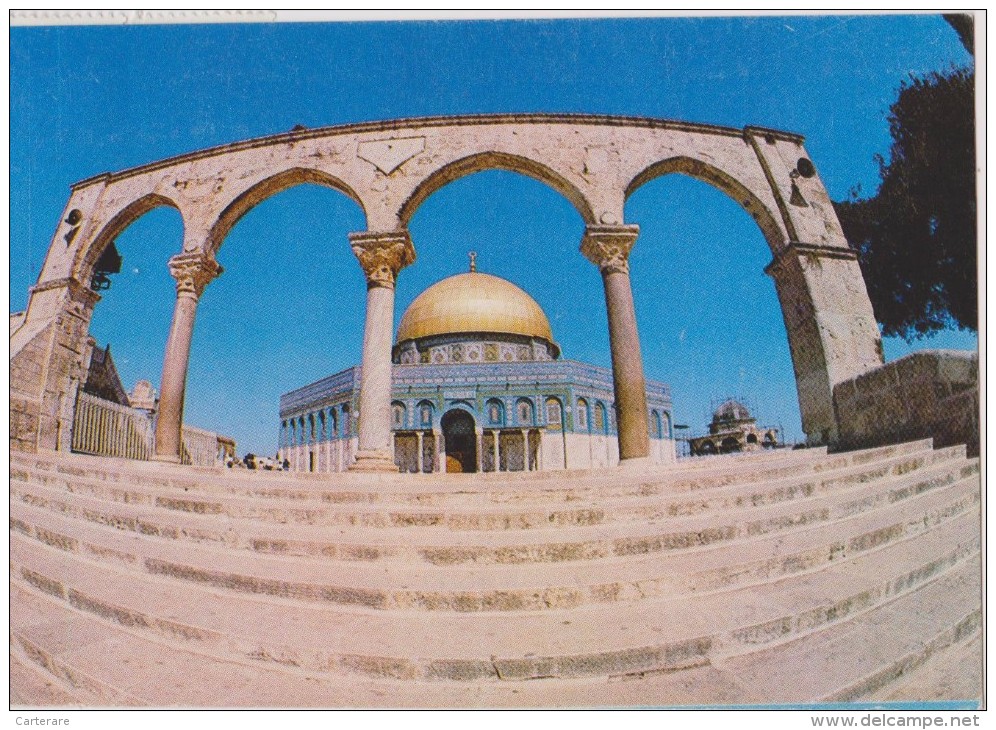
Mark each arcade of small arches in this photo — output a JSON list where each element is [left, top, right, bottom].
[[10, 114, 886, 471], [279, 374, 675, 475]]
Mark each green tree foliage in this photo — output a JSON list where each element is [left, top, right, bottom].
[[834, 63, 976, 340]]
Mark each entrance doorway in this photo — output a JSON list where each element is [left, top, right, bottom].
[[441, 409, 477, 473]]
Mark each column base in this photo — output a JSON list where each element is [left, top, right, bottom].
[[151, 453, 182, 464], [348, 450, 400, 473], [617, 455, 653, 470]]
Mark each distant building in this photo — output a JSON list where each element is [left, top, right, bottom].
[[687, 399, 778, 456], [279, 262, 676, 473]]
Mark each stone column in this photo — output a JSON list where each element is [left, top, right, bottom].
[[766, 243, 883, 445], [154, 252, 222, 462], [494, 430, 501, 472], [580, 225, 650, 463], [517, 429, 525, 471], [347, 230, 416, 472], [416, 431, 424, 474], [476, 430, 483, 473]]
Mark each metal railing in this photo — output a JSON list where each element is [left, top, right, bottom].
[[72, 392, 229, 466], [72, 391, 153, 460]]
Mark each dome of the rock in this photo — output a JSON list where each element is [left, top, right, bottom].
[[396, 271, 555, 345]]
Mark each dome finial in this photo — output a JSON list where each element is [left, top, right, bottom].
[[468, 251, 477, 273]]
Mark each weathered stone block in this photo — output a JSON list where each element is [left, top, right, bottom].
[[834, 350, 979, 456]]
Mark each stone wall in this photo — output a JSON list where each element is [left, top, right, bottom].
[[10, 323, 53, 452], [833, 350, 979, 456]]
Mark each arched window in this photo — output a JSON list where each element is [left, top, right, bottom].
[[328, 408, 338, 439], [746, 433, 758, 444], [545, 397, 563, 430], [576, 398, 588, 431], [651, 410, 663, 439], [281, 420, 288, 448], [308, 413, 316, 442], [391, 401, 407, 429], [516, 398, 534, 425], [418, 401, 434, 428], [662, 411, 672, 439], [594, 402, 607, 434], [486, 399, 504, 426], [721, 436, 741, 453], [297, 416, 306, 444], [318, 410, 327, 441]]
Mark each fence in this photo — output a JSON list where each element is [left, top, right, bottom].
[[72, 392, 229, 466], [180, 424, 223, 467], [72, 391, 154, 460]]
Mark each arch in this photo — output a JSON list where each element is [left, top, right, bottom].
[[77, 193, 183, 283], [662, 411, 672, 439], [545, 396, 564, 430], [516, 397, 535, 427], [651, 409, 663, 439], [416, 400, 435, 429], [441, 408, 477, 473], [206, 167, 367, 254], [328, 408, 339, 439], [746, 432, 759, 444], [594, 402, 608, 434], [486, 398, 505, 427], [391, 401, 408, 430], [576, 398, 589, 432], [318, 410, 327, 441], [341, 405, 351, 437], [721, 436, 742, 453], [625, 156, 785, 252], [698, 440, 718, 455], [398, 151, 596, 226], [307, 413, 316, 443]]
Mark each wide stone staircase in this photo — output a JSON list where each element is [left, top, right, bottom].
[[9, 440, 982, 707]]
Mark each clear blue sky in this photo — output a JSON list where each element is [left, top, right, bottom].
[[10, 14, 977, 454]]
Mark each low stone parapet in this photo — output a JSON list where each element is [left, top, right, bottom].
[[833, 350, 979, 456]]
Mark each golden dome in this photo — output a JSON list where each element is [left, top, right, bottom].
[[396, 272, 555, 345]]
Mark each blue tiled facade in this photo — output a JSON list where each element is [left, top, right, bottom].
[[278, 359, 674, 473]]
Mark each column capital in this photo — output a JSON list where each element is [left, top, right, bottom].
[[580, 224, 640, 275], [349, 230, 416, 288], [167, 252, 223, 298]]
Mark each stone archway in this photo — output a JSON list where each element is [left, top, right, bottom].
[[11, 114, 885, 461], [441, 409, 477, 473]]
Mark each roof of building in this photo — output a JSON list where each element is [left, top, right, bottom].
[[712, 399, 752, 424], [396, 271, 555, 345]]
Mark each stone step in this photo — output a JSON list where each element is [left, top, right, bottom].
[[10, 554, 980, 709], [9, 646, 90, 707], [715, 555, 982, 704], [868, 631, 982, 703], [11, 455, 978, 569], [9, 470, 981, 611], [10, 443, 965, 531], [9, 583, 138, 706], [10, 440, 935, 508], [9, 506, 979, 681]]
